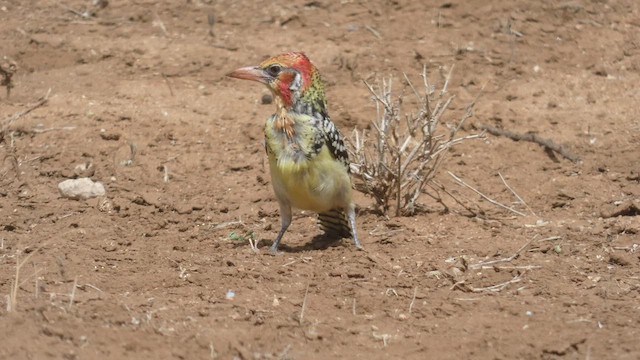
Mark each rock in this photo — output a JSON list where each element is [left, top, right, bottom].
[[58, 178, 106, 200]]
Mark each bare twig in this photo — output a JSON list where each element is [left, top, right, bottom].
[[32, 126, 76, 133], [1, 89, 51, 132], [451, 271, 527, 293], [207, 14, 216, 37], [538, 236, 562, 242], [469, 237, 536, 269], [448, 172, 526, 216], [248, 236, 259, 254], [299, 283, 310, 325], [471, 272, 525, 292], [478, 265, 541, 270], [153, 12, 169, 36], [162, 165, 170, 183], [408, 287, 417, 314], [161, 73, 174, 96], [8, 241, 50, 312], [478, 124, 579, 163], [82, 283, 103, 292], [68, 276, 78, 310], [498, 172, 536, 216], [372, 331, 391, 347], [364, 25, 382, 39], [211, 219, 244, 230]]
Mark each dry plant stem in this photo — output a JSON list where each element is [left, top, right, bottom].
[[32, 126, 76, 133], [451, 272, 526, 293], [469, 237, 536, 269], [364, 25, 382, 39], [408, 287, 417, 314], [161, 73, 175, 96], [478, 124, 579, 163], [471, 272, 525, 293], [9, 241, 49, 312], [448, 172, 526, 217], [498, 172, 536, 216], [153, 12, 169, 36], [427, 181, 478, 216], [83, 283, 103, 292], [299, 283, 310, 325], [69, 276, 78, 310], [538, 236, 562, 242], [18, 267, 43, 289], [162, 165, 170, 183], [479, 265, 541, 270], [1, 89, 51, 132], [212, 219, 243, 230], [33, 264, 40, 299], [248, 237, 259, 253], [372, 332, 391, 347]]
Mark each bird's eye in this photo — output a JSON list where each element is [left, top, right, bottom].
[[266, 65, 282, 77]]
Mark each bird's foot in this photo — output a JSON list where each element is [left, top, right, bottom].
[[268, 245, 283, 256]]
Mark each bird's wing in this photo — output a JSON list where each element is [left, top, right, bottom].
[[319, 115, 350, 172]]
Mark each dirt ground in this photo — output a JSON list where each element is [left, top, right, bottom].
[[1, 0, 639, 359]]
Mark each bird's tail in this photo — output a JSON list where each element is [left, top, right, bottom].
[[317, 209, 352, 238]]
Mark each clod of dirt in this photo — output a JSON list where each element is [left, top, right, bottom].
[[601, 199, 640, 218], [58, 177, 106, 200], [100, 131, 121, 141], [609, 253, 633, 267]]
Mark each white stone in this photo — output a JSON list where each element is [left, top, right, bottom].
[[58, 178, 106, 200]]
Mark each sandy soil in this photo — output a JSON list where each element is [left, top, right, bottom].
[[1, 0, 639, 359]]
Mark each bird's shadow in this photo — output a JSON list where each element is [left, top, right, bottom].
[[263, 233, 349, 253]]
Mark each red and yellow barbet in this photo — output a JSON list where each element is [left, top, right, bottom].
[[228, 52, 362, 253]]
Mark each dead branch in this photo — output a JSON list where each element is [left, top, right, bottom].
[[478, 124, 579, 163], [469, 237, 536, 269], [161, 73, 175, 96], [452, 272, 526, 293], [448, 171, 526, 216], [31, 126, 76, 133], [364, 25, 382, 39], [299, 283, 310, 325], [498, 172, 536, 216], [1, 89, 51, 134]]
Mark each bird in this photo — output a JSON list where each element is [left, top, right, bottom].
[[227, 52, 362, 253]]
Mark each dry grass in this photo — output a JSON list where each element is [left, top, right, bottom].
[[348, 65, 484, 216]]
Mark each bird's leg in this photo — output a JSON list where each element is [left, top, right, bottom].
[[347, 204, 363, 250], [270, 202, 292, 254]]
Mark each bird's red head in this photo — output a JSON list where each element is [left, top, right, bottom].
[[228, 52, 326, 112]]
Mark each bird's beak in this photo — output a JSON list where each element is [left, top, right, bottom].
[[227, 66, 268, 84]]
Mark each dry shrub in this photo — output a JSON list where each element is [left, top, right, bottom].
[[349, 66, 484, 216]]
